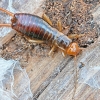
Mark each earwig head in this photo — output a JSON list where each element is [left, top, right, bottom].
[[65, 42, 81, 57]]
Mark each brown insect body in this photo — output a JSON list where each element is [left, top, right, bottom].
[[0, 8, 81, 57], [11, 13, 72, 50]]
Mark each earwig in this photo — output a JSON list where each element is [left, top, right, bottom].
[[0, 7, 82, 57]]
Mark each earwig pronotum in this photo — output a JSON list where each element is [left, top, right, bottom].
[[0, 7, 82, 57]]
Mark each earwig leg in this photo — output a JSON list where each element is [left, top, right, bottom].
[[68, 34, 85, 39], [61, 51, 66, 57], [48, 45, 57, 56], [62, 26, 70, 35], [25, 36, 44, 44], [42, 13, 52, 26], [0, 23, 11, 27], [28, 39, 44, 43], [55, 43, 67, 57], [61, 51, 67, 57], [55, 43, 65, 51], [57, 20, 62, 32]]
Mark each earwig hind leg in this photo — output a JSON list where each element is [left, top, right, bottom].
[[68, 34, 85, 39], [57, 20, 62, 32], [25, 36, 44, 44], [42, 13, 52, 26], [48, 45, 57, 56]]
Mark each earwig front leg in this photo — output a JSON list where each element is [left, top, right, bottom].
[[48, 45, 57, 56], [25, 36, 44, 44], [42, 13, 52, 26], [61, 51, 67, 57], [55, 44, 67, 57]]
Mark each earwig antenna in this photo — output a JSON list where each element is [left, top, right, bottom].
[[0, 7, 14, 17], [72, 56, 78, 100]]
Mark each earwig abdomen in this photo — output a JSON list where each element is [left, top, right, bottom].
[[11, 13, 72, 49], [12, 13, 53, 40]]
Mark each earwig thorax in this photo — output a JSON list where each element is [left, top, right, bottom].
[[55, 33, 72, 50]]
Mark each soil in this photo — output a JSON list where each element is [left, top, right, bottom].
[[44, 0, 99, 47], [0, 0, 100, 66], [0, 34, 50, 67]]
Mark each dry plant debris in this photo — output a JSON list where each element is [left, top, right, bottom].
[[1, 34, 50, 67]]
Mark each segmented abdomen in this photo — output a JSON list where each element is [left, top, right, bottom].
[[11, 13, 72, 49], [12, 13, 56, 42]]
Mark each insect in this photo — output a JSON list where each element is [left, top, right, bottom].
[[0, 7, 82, 57]]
